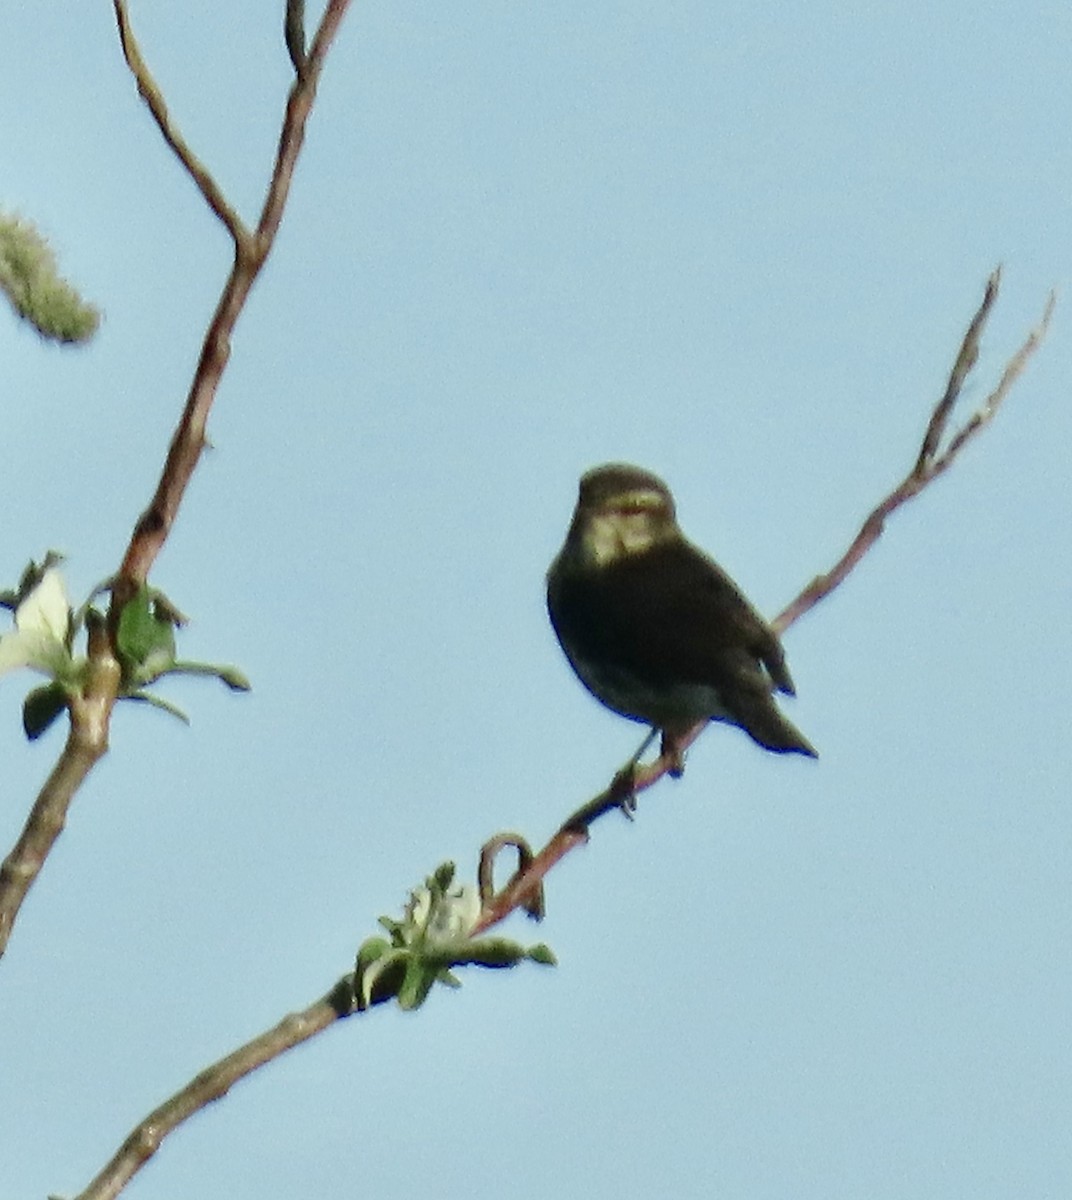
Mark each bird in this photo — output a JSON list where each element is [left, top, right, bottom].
[[546, 463, 817, 766]]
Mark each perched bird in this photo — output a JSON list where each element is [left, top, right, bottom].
[[546, 463, 817, 763]]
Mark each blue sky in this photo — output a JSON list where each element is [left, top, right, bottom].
[[2, 3, 1070, 1197]]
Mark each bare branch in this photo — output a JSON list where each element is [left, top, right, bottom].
[[258, 0, 352, 249], [475, 272, 1054, 935], [470, 729, 703, 933], [0, 626, 120, 960], [115, 0, 353, 592], [774, 276, 1054, 634], [75, 980, 353, 1200], [114, 258, 255, 593], [112, 1, 248, 244], [915, 266, 1001, 472], [934, 290, 1056, 472]]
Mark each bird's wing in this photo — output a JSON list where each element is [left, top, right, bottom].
[[551, 539, 795, 696]]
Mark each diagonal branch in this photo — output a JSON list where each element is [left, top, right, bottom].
[[256, 0, 350, 251], [473, 270, 1054, 935], [774, 272, 1054, 634], [914, 268, 1000, 472], [74, 979, 355, 1200], [0, 0, 354, 964], [112, 1, 247, 244], [934, 290, 1055, 471], [0, 622, 120, 960]]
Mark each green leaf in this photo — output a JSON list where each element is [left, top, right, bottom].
[[148, 589, 188, 627], [115, 587, 177, 684], [22, 682, 68, 740], [397, 957, 440, 1011], [356, 941, 408, 1009], [527, 943, 557, 967], [356, 936, 392, 971], [216, 665, 251, 691], [168, 660, 252, 691], [431, 861, 456, 892], [424, 935, 558, 972], [123, 691, 190, 725]]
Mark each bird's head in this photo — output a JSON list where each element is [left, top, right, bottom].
[[564, 463, 679, 568]]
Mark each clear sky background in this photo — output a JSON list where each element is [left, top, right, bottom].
[[2, 3, 1070, 1198]]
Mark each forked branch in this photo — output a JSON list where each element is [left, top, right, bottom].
[[0, 0, 353, 963], [112, 2, 247, 242], [113, 0, 354, 593], [775, 268, 1055, 633]]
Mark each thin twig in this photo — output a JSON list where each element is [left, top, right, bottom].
[[258, 0, 351, 249], [915, 267, 1001, 472], [775, 277, 1054, 633], [74, 980, 354, 1200], [115, 0, 353, 593], [474, 271, 1054, 936], [112, 1, 248, 245], [935, 290, 1055, 472]]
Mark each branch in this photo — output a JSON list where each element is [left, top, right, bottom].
[[258, 0, 352, 249], [0, 2, 354, 961], [74, 979, 355, 1200], [114, 0, 353, 592], [774, 270, 1054, 633], [0, 624, 120, 960], [473, 270, 1054, 935], [112, 1, 247, 244]]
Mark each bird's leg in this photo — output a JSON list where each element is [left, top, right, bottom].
[[659, 727, 687, 777], [608, 728, 659, 817], [631, 727, 659, 764]]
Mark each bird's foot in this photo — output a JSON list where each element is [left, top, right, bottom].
[[660, 731, 687, 778], [608, 764, 639, 819]]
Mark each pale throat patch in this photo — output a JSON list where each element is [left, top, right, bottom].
[[582, 494, 670, 565]]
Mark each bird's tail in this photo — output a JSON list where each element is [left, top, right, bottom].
[[732, 695, 818, 758]]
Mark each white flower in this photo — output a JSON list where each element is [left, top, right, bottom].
[[0, 567, 73, 679], [409, 880, 482, 945]]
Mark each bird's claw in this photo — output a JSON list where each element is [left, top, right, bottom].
[[660, 731, 687, 778], [610, 765, 638, 820]]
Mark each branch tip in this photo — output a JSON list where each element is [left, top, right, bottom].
[[477, 273, 1053, 936]]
